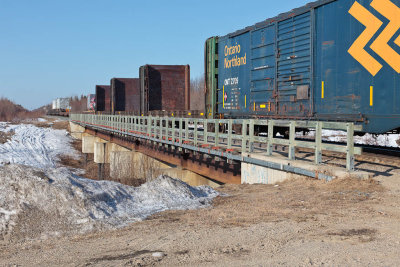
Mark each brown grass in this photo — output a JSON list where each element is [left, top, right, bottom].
[[52, 121, 69, 130], [327, 228, 377, 242], [148, 177, 383, 228], [114, 177, 146, 187], [30, 119, 69, 130], [33, 122, 52, 128], [0, 131, 15, 144], [58, 148, 106, 181]]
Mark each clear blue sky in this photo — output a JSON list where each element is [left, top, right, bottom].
[[0, 0, 309, 110]]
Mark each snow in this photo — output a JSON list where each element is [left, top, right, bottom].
[[0, 165, 219, 240], [37, 118, 47, 122], [188, 124, 204, 130], [0, 122, 219, 241], [0, 123, 78, 168], [298, 130, 400, 147]]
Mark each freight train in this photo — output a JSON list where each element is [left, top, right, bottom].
[[48, 96, 95, 117], [205, 0, 400, 134], [68, 0, 400, 134], [47, 98, 70, 116]]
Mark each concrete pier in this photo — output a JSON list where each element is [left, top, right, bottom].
[[105, 143, 130, 164], [94, 142, 107, 164], [82, 135, 96, 154], [109, 151, 171, 180], [69, 122, 85, 140], [107, 149, 220, 188], [241, 153, 372, 184]]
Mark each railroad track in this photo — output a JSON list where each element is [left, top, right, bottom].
[[225, 136, 400, 168], [292, 137, 400, 167]]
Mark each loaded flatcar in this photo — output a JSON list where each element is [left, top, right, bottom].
[[205, 0, 400, 134], [94, 65, 191, 116], [139, 65, 190, 115], [95, 85, 111, 113], [110, 78, 140, 114]]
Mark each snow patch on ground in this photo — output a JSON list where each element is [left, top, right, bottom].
[[0, 165, 219, 241], [299, 130, 400, 147], [0, 123, 78, 168]]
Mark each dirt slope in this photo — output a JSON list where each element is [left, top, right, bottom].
[[1, 171, 400, 266]]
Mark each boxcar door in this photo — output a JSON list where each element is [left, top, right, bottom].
[[276, 12, 312, 117], [250, 25, 277, 115]]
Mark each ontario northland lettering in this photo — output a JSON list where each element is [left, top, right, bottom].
[[224, 44, 246, 69]]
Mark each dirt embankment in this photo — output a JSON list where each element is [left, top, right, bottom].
[[2, 174, 400, 266]]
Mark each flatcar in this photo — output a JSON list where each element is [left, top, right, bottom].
[[94, 65, 191, 116], [110, 78, 140, 114], [205, 0, 400, 134], [95, 85, 111, 113], [139, 64, 190, 115]]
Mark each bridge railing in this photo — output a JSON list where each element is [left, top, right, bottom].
[[70, 113, 362, 171]]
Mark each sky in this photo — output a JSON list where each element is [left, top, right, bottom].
[[0, 0, 309, 110]]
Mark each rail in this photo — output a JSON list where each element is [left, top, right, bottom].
[[70, 114, 362, 177]]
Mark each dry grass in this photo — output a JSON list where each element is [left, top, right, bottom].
[[58, 154, 83, 170], [0, 131, 15, 144], [58, 140, 85, 168], [52, 121, 69, 130], [114, 177, 146, 187], [327, 228, 377, 242], [33, 122, 52, 128], [59, 151, 108, 181], [148, 177, 383, 227], [30, 120, 69, 130]]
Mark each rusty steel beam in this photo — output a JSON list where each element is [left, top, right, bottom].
[[85, 128, 241, 184]]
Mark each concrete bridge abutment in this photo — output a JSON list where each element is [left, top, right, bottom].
[[69, 122, 85, 140], [241, 153, 372, 184], [109, 151, 171, 181]]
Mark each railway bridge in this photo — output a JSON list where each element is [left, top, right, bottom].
[[69, 113, 370, 185]]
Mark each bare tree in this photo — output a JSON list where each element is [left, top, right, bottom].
[[190, 76, 205, 111]]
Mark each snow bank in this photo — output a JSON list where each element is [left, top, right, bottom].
[[0, 123, 78, 168], [0, 165, 219, 241]]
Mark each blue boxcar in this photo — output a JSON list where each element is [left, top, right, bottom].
[[205, 0, 400, 133]]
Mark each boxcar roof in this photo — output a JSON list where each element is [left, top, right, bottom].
[[225, 0, 336, 38]]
